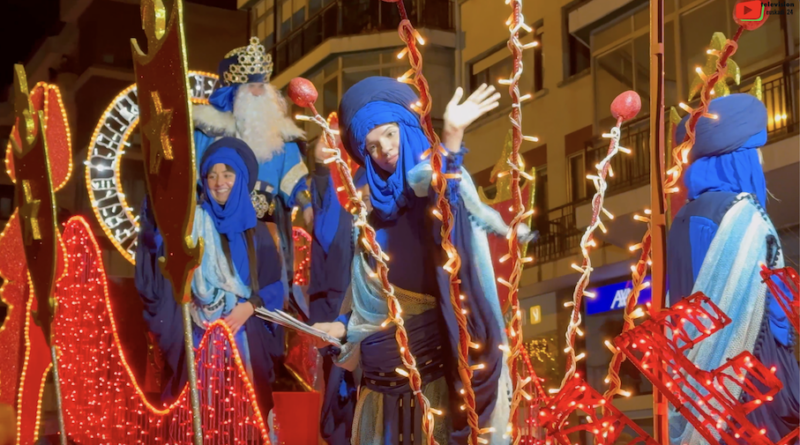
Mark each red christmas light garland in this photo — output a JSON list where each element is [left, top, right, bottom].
[[50, 216, 270, 444]]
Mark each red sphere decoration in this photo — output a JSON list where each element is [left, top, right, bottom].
[[381, 0, 401, 3], [287, 78, 318, 108], [610, 91, 642, 122], [732, 0, 770, 30]]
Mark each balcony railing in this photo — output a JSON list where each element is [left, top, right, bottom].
[[270, 0, 454, 77], [529, 56, 799, 265]]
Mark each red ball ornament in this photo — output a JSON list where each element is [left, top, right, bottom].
[[610, 91, 642, 122], [732, 0, 769, 30], [381, 0, 401, 3], [287, 78, 318, 108]]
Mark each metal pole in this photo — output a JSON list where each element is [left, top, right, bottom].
[[648, 0, 669, 442], [49, 344, 67, 445], [182, 304, 203, 445]]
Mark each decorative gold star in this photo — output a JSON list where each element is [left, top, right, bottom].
[[19, 180, 41, 245], [143, 90, 174, 175]]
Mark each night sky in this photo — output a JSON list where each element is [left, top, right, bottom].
[[0, 0, 61, 101]]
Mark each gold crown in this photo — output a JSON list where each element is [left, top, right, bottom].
[[223, 37, 273, 85]]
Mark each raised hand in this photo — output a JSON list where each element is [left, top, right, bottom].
[[442, 84, 501, 153]]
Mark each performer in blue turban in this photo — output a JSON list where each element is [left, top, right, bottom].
[[667, 93, 799, 444], [192, 37, 310, 317], [134, 137, 285, 436], [312, 77, 536, 444]]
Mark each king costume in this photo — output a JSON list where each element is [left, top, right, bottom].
[[667, 93, 799, 444], [193, 37, 310, 313], [330, 77, 535, 445]]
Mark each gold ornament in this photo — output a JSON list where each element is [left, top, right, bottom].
[[19, 180, 41, 245], [143, 91, 174, 175], [688, 32, 740, 101], [748, 76, 763, 102], [222, 37, 274, 85]]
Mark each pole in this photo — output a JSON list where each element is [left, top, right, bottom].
[[648, 0, 669, 442], [182, 304, 203, 444]]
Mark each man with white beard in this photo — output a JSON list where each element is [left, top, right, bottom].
[[192, 37, 312, 318]]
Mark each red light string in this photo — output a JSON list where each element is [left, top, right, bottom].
[[603, 24, 747, 402], [390, 2, 487, 442], [51, 216, 270, 444]]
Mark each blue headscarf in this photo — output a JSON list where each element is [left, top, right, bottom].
[[338, 77, 431, 222], [200, 137, 259, 282], [677, 94, 768, 206]]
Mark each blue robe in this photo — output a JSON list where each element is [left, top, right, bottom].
[[134, 198, 286, 414], [308, 163, 361, 445]]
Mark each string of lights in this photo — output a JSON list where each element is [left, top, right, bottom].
[[560, 91, 641, 390], [287, 78, 442, 444], [388, 1, 493, 441], [293, 227, 312, 287], [500, 0, 539, 441], [51, 216, 270, 444], [603, 22, 750, 400]]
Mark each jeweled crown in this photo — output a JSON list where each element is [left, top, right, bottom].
[[223, 37, 273, 85]]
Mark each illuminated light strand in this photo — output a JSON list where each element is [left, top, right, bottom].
[[390, 2, 483, 442], [292, 100, 439, 442], [292, 227, 312, 286], [83, 71, 219, 264], [500, 0, 541, 442], [51, 217, 269, 443], [0, 211, 26, 416], [603, 23, 750, 405], [561, 122, 630, 390], [5, 82, 74, 191]]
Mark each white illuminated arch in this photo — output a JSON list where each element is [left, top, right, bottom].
[[85, 71, 219, 263]]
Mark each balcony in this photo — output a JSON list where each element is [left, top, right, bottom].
[[269, 0, 454, 77], [531, 56, 799, 263]]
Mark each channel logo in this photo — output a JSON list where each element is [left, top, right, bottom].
[[735, 1, 766, 20]]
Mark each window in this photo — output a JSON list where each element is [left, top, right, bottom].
[[533, 168, 549, 234], [567, 34, 590, 78], [594, 42, 634, 129], [251, 0, 276, 49], [568, 153, 587, 202], [470, 40, 534, 114], [533, 30, 544, 92], [278, 0, 307, 39]]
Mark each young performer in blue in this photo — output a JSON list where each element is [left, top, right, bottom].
[[313, 77, 536, 444], [134, 137, 286, 434], [192, 37, 311, 313], [667, 94, 799, 444]]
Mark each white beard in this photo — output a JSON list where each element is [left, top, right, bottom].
[[233, 85, 304, 163]]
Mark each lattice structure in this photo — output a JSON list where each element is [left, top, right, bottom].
[[760, 265, 799, 333], [53, 217, 269, 444], [539, 374, 657, 445], [614, 292, 784, 445]]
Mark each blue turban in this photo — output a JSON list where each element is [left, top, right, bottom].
[[207, 48, 270, 112], [677, 94, 768, 206], [199, 137, 258, 237], [338, 77, 431, 221]]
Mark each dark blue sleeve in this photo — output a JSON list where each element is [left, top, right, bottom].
[[254, 224, 285, 311], [133, 198, 188, 403]]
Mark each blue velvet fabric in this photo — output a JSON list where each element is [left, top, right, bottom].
[[338, 76, 504, 443], [674, 94, 768, 163], [209, 85, 238, 112]]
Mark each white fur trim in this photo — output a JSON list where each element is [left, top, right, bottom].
[[193, 104, 236, 137]]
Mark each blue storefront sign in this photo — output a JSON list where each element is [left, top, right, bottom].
[[585, 280, 652, 316]]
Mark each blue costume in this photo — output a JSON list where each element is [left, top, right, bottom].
[[192, 37, 310, 316], [331, 77, 535, 445], [308, 161, 363, 445], [134, 137, 285, 419], [667, 94, 799, 444]]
